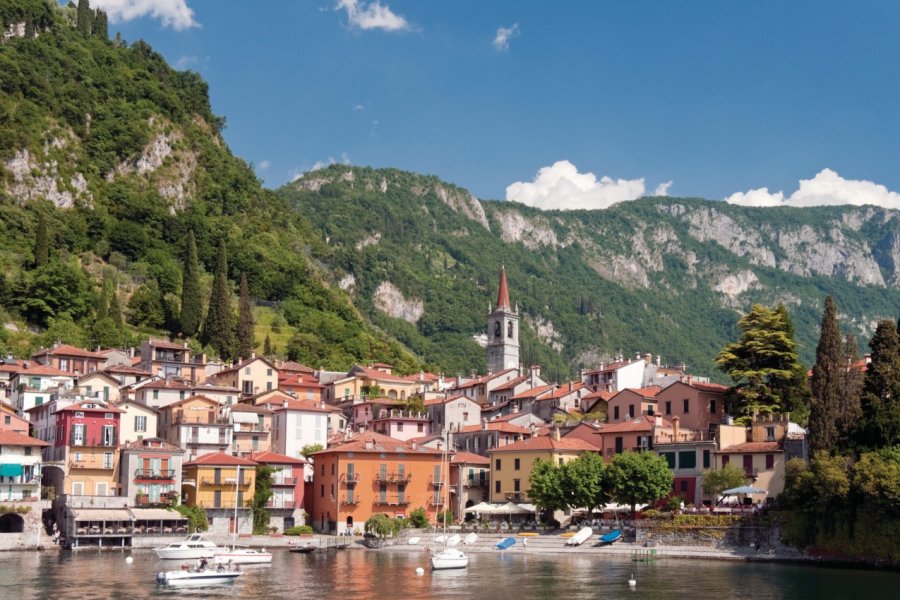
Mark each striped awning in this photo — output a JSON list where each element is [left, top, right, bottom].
[[231, 412, 260, 425]]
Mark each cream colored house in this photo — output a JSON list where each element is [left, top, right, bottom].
[[208, 356, 279, 399], [114, 400, 159, 446], [77, 371, 121, 403]]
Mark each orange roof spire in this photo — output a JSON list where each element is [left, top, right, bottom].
[[496, 266, 510, 309]]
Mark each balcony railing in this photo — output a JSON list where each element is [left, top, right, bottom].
[[133, 469, 175, 480], [744, 468, 759, 479], [233, 424, 271, 433], [199, 477, 252, 487], [504, 492, 524, 502], [273, 477, 299, 486], [373, 472, 412, 484], [464, 477, 487, 488], [267, 499, 297, 509], [374, 496, 410, 506], [339, 472, 359, 484], [68, 459, 115, 470], [71, 438, 118, 448], [340, 496, 359, 506]]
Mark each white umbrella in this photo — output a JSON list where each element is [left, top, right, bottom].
[[465, 502, 496, 513], [517, 503, 537, 513], [722, 485, 767, 495], [493, 502, 531, 515]]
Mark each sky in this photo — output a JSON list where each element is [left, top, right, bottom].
[[86, 1, 900, 211]]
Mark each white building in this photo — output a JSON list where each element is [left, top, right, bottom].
[[0, 431, 48, 501], [270, 400, 339, 480]]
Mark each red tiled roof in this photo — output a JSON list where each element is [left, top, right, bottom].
[[349, 365, 412, 384], [140, 380, 238, 392], [458, 422, 531, 435], [0, 364, 22, 373], [496, 266, 510, 309], [247, 450, 306, 465], [450, 451, 490, 465], [511, 384, 555, 401], [718, 441, 782, 454], [595, 416, 661, 434], [121, 437, 183, 452], [582, 390, 615, 401], [145, 339, 188, 350], [277, 360, 314, 374], [15, 364, 72, 377], [32, 344, 105, 359], [158, 395, 219, 410], [276, 399, 342, 413], [183, 452, 258, 467], [56, 402, 123, 414], [544, 382, 586, 399], [454, 369, 518, 389], [316, 431, 442, 455], [491, 375, 529, 392], [489, 411, 539, 423], [104, 365, 152, 376], [231, 403, 272, 414], [423, 394, 470, 407], [279, 375, 324, 389], [403, 371, 441, 382], [685, 381, 729, 393], [0, 431, 50, 446], [216, 356, 277, 376], [490, 435, 597, 453]]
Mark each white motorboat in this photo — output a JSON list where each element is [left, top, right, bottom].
[[212, 548, 273, 565], [407, 537, 421, 545], [156, 567, 242, 586], [446, 534, 461, 546], [463, 533, 478, 545], [565, 526, 593, 546], [154, 534, 228, 559], [430, 547, 469, 570]]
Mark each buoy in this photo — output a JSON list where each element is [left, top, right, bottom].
[[125, 556, 133, 565], [415, 567, 425, 576], [628, 573, 636, 588]]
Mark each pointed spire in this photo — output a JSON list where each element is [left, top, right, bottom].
[[496, 266, 510, 309]]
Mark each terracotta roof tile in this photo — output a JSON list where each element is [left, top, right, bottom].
[[32, 344, 106, 359], [489, 435, 597, 453], [317, 431, 442, 455], [511, 384, 555, 401], [183, 452, 258, 467], [595, 416, 661, 434], [0, 431, 50, 446], [247, 450, 306, 465], [451, 451, 491, 465], [718, 441, 782, 454], [458, 422, 531, 434]]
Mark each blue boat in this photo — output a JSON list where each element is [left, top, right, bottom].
[[495, 537, 516, 550], [598, 530, 622, 544]]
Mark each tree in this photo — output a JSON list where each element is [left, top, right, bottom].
[[527, 458, 566, 515], [607, 451, 673, 516], [701, 463, 747, 498], [33, 214, 49, 268], [76, 0, 92, 36], [364, 513, 402, 541], [179, 230, 203, 337], [263, 333, 273, 357], [715, 304, 803, 419], [854, 320, 900, 450], [250, 466, 275, 534], [17, 260, 93, 327], [201, 239, 236, 360], [93, 8, 108, 39], [108, 291, 124, 328], [560, 452, 608, 514], [837, 334, 863, 448], [128, 280, 166, 329], [809, 296, 842, 454], [88, 317, 125, 349], [236, 273, 255, 360], [300, 444, 324, 459], [852, 448, 900, 515], [408, 507, 429, 528]]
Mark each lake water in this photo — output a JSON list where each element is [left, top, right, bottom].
[[1, 548, 897, 600]]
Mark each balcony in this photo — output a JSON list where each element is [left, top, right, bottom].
[[744, 468, 759, 479], [267, 499, 297, 509], [133, 469, 176, 480], [70, 438, 118, 448], [68, 459, 115, 471], [233, 424, 271, 433], [273, 477, 299, 486], [464, 477, 487, 488], [374, 496, 410, 506], [199, 477, 252, 487], [340, 496, 359, 506], [339, 472, 359, 484], [373, 471, 412, 484], [504, 492, 524, 502]]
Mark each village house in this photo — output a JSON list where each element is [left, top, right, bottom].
[[424, 393, 482, 437], [11, 363, 76, 417], [247, 450, 307, 530], [181, 452, 257, 535], [76, 371, 121, 403], [208, 355, 280, 399], [453, 420, 533, 456], [371, 406, 431, 441], [715, 413, 794, 505], [324, 364, 418, 405], [119, 437, 184, 506], [270, 399, 341, 478], [0, 430, 48, 501], [228, 403, 273, 456], [0, 360, 20, 402], [653, 380, 730, 437], [606, 387, 662, 423], [277, 373, 324, 403], [452, 368, 521, 406], [581, 355, 649, 393], [158, 395, 232, 460], [102, 364, 152, 388], [0, 403, 29, 434], [32, 344, 105, 376], [133, 379, 239, 410], [309, 432, 444, 535], [450, 451, 490, 521], [136, 339, 207, 382], [114, 399, 159, 446]]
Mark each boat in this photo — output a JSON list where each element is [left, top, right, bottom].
[[433, 534, 445, 545], [598, 530, 623, 544], [463, 533, 478, 545], [446, 534, 461, 546], [289, 539, 318, 553], [156, 566, 242, 586], [407, 537, 421, 545], [154, 534, 227, 559], [566, 526, 593, 546], [430, 432, 468, 571], [212, 548, 272, 565], [495, 537, 516, 550], [211, 465, 273, 565]]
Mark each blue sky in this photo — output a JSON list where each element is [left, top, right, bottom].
[[91, 1, 900, 210]]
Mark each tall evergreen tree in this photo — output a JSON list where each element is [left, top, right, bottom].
[[179, 230, 202, 337], [263, 333, 273, 357], [236, 273, 255, 360], [838, 333, 864, 448], [34, 214, 49, 268], [108, 291, 124, 328], [855, 320, 900, 450], [76, 0, 92, 36], [772, 304, 812, 422], [809, 296, 842, 454], [201, 240, 235, 360], [93, 9, 107, 39]]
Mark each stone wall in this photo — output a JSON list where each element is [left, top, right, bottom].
[[0, 500, 45, 551]]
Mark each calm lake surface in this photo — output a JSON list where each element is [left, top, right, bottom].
[[1, 548, 897, 600]]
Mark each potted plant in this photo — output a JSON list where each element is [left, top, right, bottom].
[[135, 491, 149, 506]]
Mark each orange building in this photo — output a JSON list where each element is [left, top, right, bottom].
[[310, 432, 444, 535]]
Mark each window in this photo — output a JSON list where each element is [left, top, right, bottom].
[[495, 480, 500, 493], [614, 436, 623, 454], [379, 484, 387, 504], [765, 454, 774, 470], [703, 449, 711, 469], [709, 400, 717, 414], [683, 399, 689, 413], [152, 390, 159, 400], [331, 463, 335, 475], [765, 427, 776, 442], [24, 446, 31, 456], [660, 452, 676, 469], [71, 424, 85, 446], [4, 416, 9, 425], [665, 401, 671, 415], [267, 382, 273, 391], [244, 367, 251, 375], [85, 386, 93, 396], [495, 459, 501, 471], [74, 452, 82, 462], [507, 321, 514, 338], [417, 423, 424, 433], [214, 490, 222, 508], [397, 422, 404, 432], [179, 391, 185, 400], [214, 468, 222, 484], [678, 451, 696, 469], [628, 404, 635, 418], [462, 412, 469, 422], [320, 463, 325, 475], [513, 479, 520, 492], [72, 481, 84, 495], [104, 413, 113, 419], [101, 425, 116, 446], [647, 404, 654, 415], [74, 411, 84, 418], [103, 452, 113, 469], [320, 485, 324, 498], [226, 396, 233, 405], [267, 369, 273, 376], [613, 406, 620, 420], [722, 455, 730, 467], [35, 396, 44, 406], [514, 458, 520, 471], [679, 480, 688, 493], [134, 415, 147, 432], [558, 458, 564, 466]]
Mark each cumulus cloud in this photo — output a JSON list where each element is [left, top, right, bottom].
[[92, 0, 197, 30], [493, 23, 520, 51], [506, 160, 651, 211], [336, 0, 410, 32], [654, 180, 673, 196], [725, 168, 900, 209]]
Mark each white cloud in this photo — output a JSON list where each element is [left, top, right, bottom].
[[291, 153, 352, 181], [654, 181, 673, 196], [257, 160, 271, 171], [506, 160, 649, 211], [493, 23, 520, 51], [336, 0, 410, 32], [354, 104, 365, 111], [92, 0, 198, 30], [725, 168, 900, 209], [175, 54, 198, 68]]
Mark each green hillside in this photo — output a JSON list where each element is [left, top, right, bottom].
[[0, 1, 419, 371]]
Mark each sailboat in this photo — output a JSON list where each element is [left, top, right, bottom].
[[213, 465, 273, 565], [430, 433, 468, 570]]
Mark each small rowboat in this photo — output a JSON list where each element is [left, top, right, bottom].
[[289, 542, 317, 554], [598, 530, 623, 545]]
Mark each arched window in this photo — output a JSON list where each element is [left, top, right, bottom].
[[507, 321, 514, 338], [494, 321, 501, 338]]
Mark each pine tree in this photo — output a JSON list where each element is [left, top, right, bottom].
[[76, 0, 92, 36], [201, 240, 236, 360], [179, 230, 202, 337], [263, 333, 273, 357], [837, 333, 863, 448], [809, 296, 842, 454], [854, 320, 900, 450], [236, 273, 255, 360], [34, 214, 49, 268]]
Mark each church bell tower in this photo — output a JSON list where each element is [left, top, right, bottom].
[[486, 266, 520, 374]]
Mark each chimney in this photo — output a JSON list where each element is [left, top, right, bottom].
[[364, 438, 375, 450], [481, 417, 487, 431], [673, 416, 680, 441], [530, 364, 541, 378], [657, 355, 661, 367], [655, 415, 662, 428], [644, 353, 652, 365], [552, 426, 561, 442]]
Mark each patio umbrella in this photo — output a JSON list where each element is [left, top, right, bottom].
[[722, 486, 767, 495], [516, 503, 537, 513], [493, 502, 531, 515], [465, 502, 496, 513]]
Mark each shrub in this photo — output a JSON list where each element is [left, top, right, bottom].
[[408, 507, 429, 529], [284, 525, 314, 536]]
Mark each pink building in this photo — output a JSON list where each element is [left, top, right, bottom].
[[654, 381, 729, 436], [606, 387, 662, 423], [50, 400, 122, 496], [372, 407, 431, 441], [32, 344, 105, 375], [247, 450, 307, 529]]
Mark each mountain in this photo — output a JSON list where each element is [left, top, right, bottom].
[[280, 166, 900, 382], [0, 1, 419, 371]]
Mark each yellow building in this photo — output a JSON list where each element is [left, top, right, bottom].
[[488, 429, 597, 503], [324, 364, 417, 404], [182, 452, 257, 510], [209, 356, 279, 399]]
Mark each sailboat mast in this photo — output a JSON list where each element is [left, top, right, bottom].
[[232, 465, 239, 549]]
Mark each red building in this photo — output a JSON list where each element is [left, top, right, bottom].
[[51, 401, 122, 496]]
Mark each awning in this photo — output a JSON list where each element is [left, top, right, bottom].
[[0, 464, 23, 477], [72, 509, 131, 522], [131, 508, 187, 521], [232, 412, 260, 425]]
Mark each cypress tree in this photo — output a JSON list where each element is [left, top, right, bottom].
[[34, 214, 49, 268], [855, 320, 900, 450], [109, 291, 124, 328], [236, 273, 255, 360], [809, 296, 842, 454], [179, 230, 202, 337], [263, 333, 273, 357], [93, 9, 108, 39], [201, 240, 236, 360], [837, 333, 863, 448], [76, 0, 92, 36]]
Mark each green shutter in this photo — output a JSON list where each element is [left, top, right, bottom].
[[678, 451, 696, 469], [661, 452, 675, 469]]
